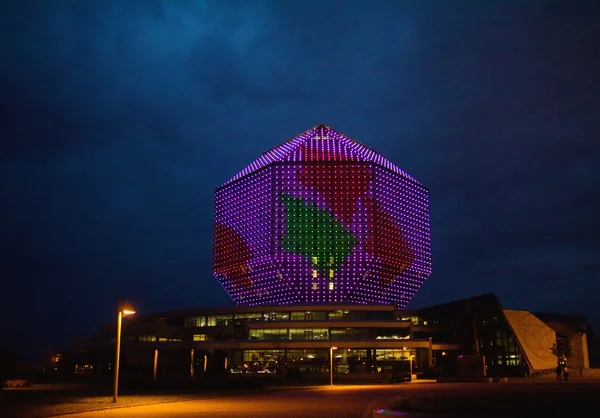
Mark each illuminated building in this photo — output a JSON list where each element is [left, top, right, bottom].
[[213, 124, 431, 307], [64, 294, 596, 382], [56, 125, 596, 384]]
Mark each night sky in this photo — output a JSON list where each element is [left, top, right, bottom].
[[1, 1, 599, 361]]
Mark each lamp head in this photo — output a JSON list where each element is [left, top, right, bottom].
[[118, 300, 136, 317]]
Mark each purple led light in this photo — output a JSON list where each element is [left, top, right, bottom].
[[225, 125, 417, 185], [213, 125, 431, 308]]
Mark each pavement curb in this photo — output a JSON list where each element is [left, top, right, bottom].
[[372, 407, 458, 417]]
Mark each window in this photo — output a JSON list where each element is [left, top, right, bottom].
[[249, 328, 288, 341], [193, 334, 207, 341], [243, 349, 284, 363], [312, 283, 318, 290], [208, 314, 233, 326], [289, 328, 329, 341], [330, 328, 356, 340], [291, 311, 327, 320], [263, 312, 289, 321], [328, 282, 334, 290], [328, 310, 351, 321], [185, 316, 206, 327], [399, 316, 420, 324], [139, 335, 156, 342], [235, 313, 263, 325], [375, 349, 415, 361], [287, 349, 328, 364]]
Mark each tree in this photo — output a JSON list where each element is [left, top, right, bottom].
[[551, 339, 572, 364]]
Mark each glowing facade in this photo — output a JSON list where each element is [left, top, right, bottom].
[[213, 125, 431, 307]]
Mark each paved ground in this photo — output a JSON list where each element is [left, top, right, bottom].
[[62, 386, 376, 418], [3, 378, 600, 418]]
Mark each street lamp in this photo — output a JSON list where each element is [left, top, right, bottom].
[[114, 300, 135, 403], [330, 346, 337, 386]]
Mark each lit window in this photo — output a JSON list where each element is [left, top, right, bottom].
[[329, 269, 334, 278], [193, 334, 207, 341], [312, 270, 318, 278], [312, 283, 318, 290], [329, 282, 334, 290], [312, 257, 318, 265]]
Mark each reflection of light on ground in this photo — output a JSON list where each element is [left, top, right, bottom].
[[316, 383, 415, 392], [21, 380, 600, 418]]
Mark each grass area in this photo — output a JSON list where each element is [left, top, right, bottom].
[[0, 391, 201, 417], [389, 384, 596, 416]]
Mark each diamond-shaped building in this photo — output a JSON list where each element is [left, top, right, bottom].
[[213, 125, 431, 308]]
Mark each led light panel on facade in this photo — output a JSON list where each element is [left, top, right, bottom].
[[213, 125, 431, 308]]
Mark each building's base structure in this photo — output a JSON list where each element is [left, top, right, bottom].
[[50, 294, 596, 384]]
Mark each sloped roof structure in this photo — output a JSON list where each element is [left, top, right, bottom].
[[224, 124, 420, 186]]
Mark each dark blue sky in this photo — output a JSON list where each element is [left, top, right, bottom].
[[1, 1, 599, 361]]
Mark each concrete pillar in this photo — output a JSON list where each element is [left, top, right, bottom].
[[569, 332, 590, 369], [153, 349, 158, 381], [583, 333, 590, 369], [428, 337, 433, 368], [190, 349, 195, 379]]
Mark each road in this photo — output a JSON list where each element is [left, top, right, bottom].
[[55, 385, 386, 418], [55, 380, 600, 418]]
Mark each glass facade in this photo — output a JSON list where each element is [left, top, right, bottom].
[[237, 348, 419, 374], [249, 329, 288, 341], [207, 315, 233, 326], [235, 313, 264, 321], [416, 294, 529, 377], [290, 311, 327, 321], [184, 316, 206, 327], [183, 309, 395, 328]]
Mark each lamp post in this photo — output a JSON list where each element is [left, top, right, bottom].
[[330, 346, 337, 386], [113, 300, 136, 403]]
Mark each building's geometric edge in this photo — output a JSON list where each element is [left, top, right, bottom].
[[220, 124, 422, 188], [215, 160, 430, 194]]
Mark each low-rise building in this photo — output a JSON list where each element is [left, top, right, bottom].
[[60, 293, 594, 382]]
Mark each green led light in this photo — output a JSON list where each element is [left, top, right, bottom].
[[281, 194, 357, 274]]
